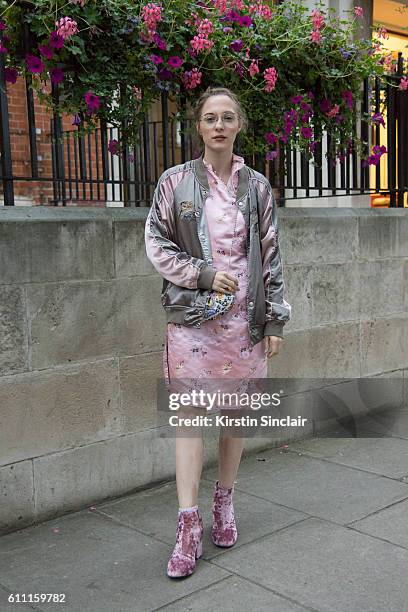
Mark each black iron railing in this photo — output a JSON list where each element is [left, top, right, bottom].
[[1, 55, 407, 207]]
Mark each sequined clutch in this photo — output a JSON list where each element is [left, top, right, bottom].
[[203, 291, 235, 321]]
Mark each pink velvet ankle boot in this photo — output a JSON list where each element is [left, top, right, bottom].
[[212, 480, 238, 547], [167, 505, 203, 578]]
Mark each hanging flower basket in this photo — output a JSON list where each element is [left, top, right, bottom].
[[1, 0, 405, 166]]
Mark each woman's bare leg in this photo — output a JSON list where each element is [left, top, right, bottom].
[[175, 405, 205, 507], [217, 418, 245, 488]]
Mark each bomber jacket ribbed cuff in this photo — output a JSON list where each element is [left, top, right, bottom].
[[197, 266, 217, 290], [264, 321, 284, 338]]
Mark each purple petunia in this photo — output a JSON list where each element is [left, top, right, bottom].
[[290, 95, 303, 104], [239, 15, 253, 27], [49, 31, 64, 50], [319, 98, 331, 113], [301, 126, 313, 139], [340, 48, 352, 59], [108, 139, 119, 155], [265, 132, 278, 145], [39, 45, 54, 60], [167, 56, 183, 68], [230, 39, 243, 52], [72, 114, 81, 126], [373, 144, 387, 155], [221, 9, 240, 22], [341, 90, 353, 110], [153, 33, 167, 50], [150, 54, 163, 64], [157, 68, 173, 80], [26, 54, 45, 74], [5, 67, 18, 84], [266, 150, 278, 160], [235, 62, 244, 77], [84, 91, 100, 113], [371, 112, 385, 127], [49, 67, 64, 84]]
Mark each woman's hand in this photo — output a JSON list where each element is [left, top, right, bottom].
[[264, 335, 283, 358], [212, 271, 239, 293]]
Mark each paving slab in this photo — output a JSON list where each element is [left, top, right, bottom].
[[357, 406, 408, 439], [288, 434, 408, 480], [210, 517, 408, 612], [96, 479, 307, 561], [202, 448, 408, 524], [350, 497, 408, 549], [158, 575, 312, 612], [0, 510, 230, 612]]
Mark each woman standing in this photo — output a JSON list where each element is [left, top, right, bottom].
[[145, 86, 291, 578]]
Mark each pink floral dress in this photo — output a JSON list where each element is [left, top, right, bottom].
[[163, 154, 267, 407]]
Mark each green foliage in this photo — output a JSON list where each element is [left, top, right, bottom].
[[0, 0, 399, 162]]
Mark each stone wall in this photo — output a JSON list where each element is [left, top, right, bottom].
[[0, 206, 407, 535]]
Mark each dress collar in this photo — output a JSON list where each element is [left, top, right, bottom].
[[202, 153, 245, 177], [193, 154, 249, 204]]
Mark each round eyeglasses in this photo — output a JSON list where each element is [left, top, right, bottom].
[[199, 113, 238, 126]]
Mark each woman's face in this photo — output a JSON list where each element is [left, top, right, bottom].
[[196, 94, 242, 155]]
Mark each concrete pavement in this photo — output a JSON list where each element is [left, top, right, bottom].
[[1, 406, 408, 612]]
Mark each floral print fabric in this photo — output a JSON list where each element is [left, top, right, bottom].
[[164, 154, 267, 408]]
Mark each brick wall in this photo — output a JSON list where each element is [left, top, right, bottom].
[[1, 77, 105, 206]]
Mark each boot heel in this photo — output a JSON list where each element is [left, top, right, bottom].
[[195, 538, 203, 559]]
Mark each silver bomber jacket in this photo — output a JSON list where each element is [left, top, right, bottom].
[[144, 155, 291, 346]]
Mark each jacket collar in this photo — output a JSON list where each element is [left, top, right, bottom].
[[193, 154, 249, 203]]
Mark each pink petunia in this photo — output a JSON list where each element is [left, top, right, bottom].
[[354, 6, 363, 16]]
